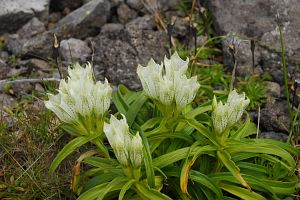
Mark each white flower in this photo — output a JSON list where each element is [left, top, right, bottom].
[[174, 72, 199, 111], [212, 90, 250, 135], [137, 59, 163, 99], [212, 96, 229, 135], [226, 90, 250, 127], [137, 52, 200, 111], [104, 115, 143, 168], [104, 115, 130, 166], [45, 63, 112, 133], [164, 51, 189, 80], [129, 133, 143, 168]]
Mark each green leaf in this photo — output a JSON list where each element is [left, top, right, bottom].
[[78, 177, 126, 200], [143, 118, 168, 137], [137, 126, 155, 188], [226, 140, 295, 168], [78, 183, 107, 200], [112, 85, 129, 114], [153, 146, 215, 169], [190, 171, 223, 199], [209, 172, 276, 197], [251, 139, 299, 155], [147, 131, 194, 144], [167, 178, 190, 200], [119, 179, 136, 200], [126, 92, 148, 126], [83, 173, 119, 191], [237, 162, 267, 175], [83, 157, 122, 175], [140, 117, 163, 131], [49, 136, 94, 173], [97, 177, 128, 200], [263, 179, 297, 195], [60, 123, 81, 136], [185, 118, 220, 147], [220, 183, 266, 200], [231, 113, 257, 139], [135, 183, 172, 200], [184, 105, 212, 119], [217, 151, 250, 190]]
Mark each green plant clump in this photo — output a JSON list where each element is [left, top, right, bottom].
[[236, 75, 268, 110], [45, 52, 299, 200]]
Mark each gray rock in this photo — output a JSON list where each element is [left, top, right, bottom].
[[101, 23, 124, 34], [117, 3, 138, 24], [21, 32, 53, 59], [92, 15, 168, 89], [5, 18, 51, 58], [0, 59, 10, 79], [48, 12, 62, 23], [222, 36, 260, 77], [53, 0, 111, 39], [265, 81, 281, 98], [171, 16, 189, 38], [270, 69, 284, 85], [126, 15, 156, 30], [0, 95, 18, 126], [12, 81, 34, 95], [60, 38, 91, 64], [258, 131, 288, 142], [0, 94, 18, 109], [50, 0, 83, 11], [260, 100, 290, 133], [159, 0, 180, 11], [7, 66, 28, 78], [0, 51, 9, 63], [0, 110, 17, 127], [203, 0, 300, 79], [127, 0, 144, 10], [6, 32, 53, 59], [111, 0, 123, 7], [29, 59, 51, 72], [16, 18, 46, 39], [0, 0, 49, 33], [142, 0, 179, 12]]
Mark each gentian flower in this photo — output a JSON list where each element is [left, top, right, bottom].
[[137, 52, 200, 113], [212, 90, 250, 135], [104, 114, 143, 169], [45, 63, 112, 135]]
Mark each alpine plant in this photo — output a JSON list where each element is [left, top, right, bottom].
[[212, 90, 250, 135], [137, 51, 200, 113], [45, 63, 112, 135]]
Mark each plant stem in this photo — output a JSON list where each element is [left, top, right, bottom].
[[287, 103, 300, 143], [278, 26, 292, 119], [93, 139, 110, 158]]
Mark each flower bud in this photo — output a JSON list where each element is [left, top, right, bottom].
[[104, 115, 144, 168], [212, 90, 250, 135], [129, 133, 143, 168]]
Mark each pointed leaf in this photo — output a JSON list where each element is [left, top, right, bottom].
[[49, 136, 94, 173], [119, 179, 136, 200], [135, 183, 172, 200], [217, 151, 250, 190], [190, 171, 223, 199], [220, 183, 266, 200]]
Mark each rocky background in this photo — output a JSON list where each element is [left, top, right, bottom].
[[0, 0, 299, 139]]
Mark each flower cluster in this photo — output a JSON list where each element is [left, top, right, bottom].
[[45, 63, 112, 134], [212, 90, 250, 135], [137, 52, 200, 112], [104, 115, 143, 168]]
